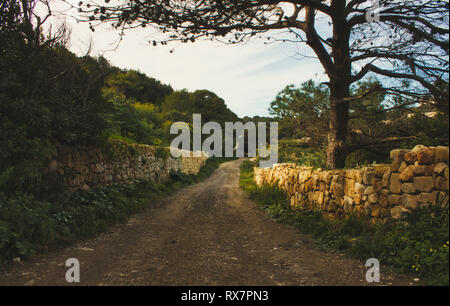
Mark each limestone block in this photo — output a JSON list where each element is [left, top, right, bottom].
[[398, 161, 408, 173], [416, 147, 435, 165], [434, 163, 448, 175], [399, 166, 414, 182], [418, 192, 438, 205], [363, 171, 375, 185], [354, 170, 363, 183], [368, 193, 379, 204], [390, 149, 410, 160], [381, 189, 390, 197], [389, 173, 402, 194], [318, 192, 325, 206], [355, 182, 365, 195], [435, 176, 449, 191], [372, 178, 383, 192], [379, 195, 389, 208], [411, 165, 433, 176], [413, 176, 434, 193], [290, 196, 296, 207], [382, 170, 391, 188], [434, 146, 449, 163], [344, 178, 352, 195], [401, 182, 417, 194], [344, 196, 353, 213], [411, 145, 427, 153], [388, 194, 402, 206], [390, 149, 409, 171], [404, 151, 418, 164], [345, 169, 363, 183], [332, 174, 344, 184], [364, 186, 375, 195], [402, 195, 418, 209], [373, 164, 390, 176]]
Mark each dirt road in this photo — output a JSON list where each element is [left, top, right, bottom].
[[0, 159, 412, 286]]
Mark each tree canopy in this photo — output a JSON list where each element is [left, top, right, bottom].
[[103, 69, 174, 106]]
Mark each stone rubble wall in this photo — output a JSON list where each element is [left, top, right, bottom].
[[254, 145, 449, 222], [48, 141, 208, 190]]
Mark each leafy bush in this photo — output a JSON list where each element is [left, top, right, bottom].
[[349, 195, 449, 285], [240, 160, 449, 285], [104, 95, 167, 146], [0, 182, 155, 268], [278, 143, 327, 168]]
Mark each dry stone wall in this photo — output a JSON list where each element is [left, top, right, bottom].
[[254, 145, 449, 222], [49, 141, 208, 190]]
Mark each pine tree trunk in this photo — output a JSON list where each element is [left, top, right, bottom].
[[326, 84, 350, 169], [326, 102, 349, 169], [326, 2, 351, 169]]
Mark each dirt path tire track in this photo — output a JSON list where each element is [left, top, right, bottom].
[[0, 159, 412, 286]]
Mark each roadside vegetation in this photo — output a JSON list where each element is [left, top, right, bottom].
[[240, 160, 449, 286], [0, 157, 232, 270]]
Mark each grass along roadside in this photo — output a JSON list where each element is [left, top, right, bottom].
[[0, 157, 234, 270], [239, 160, 449, 286]]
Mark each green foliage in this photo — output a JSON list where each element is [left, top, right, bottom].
[[161, 89, 238, 124], [278, 141, 327, 168], [269, 80, 329, 143], [104, 94, 167, 145], [240, 161, 449, 285], [0, 2, 111, 196], [345, 149, 390, 168], [406, 112, 449, 147], [350, 195, 449, 285], [155, 145, 170, 160], [0, 182, 156, 268], [161, 89, 194, 115], [103, 87, 239, 149], [102, 70, 173, 106]]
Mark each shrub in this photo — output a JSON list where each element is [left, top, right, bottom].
[[277, 143, 327, 168]]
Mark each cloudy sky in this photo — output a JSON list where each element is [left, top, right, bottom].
[[46, 1, 327, 118]]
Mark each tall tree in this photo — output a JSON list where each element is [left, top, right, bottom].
[[82, 0, 449, 168], [103, 70, 173, 105], [269, 80, 329, 143]]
